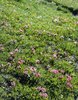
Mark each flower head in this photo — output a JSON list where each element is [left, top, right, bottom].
[[34, 72, 41, 78], [50, 69, 59, 74], [36, 60, 40, 64], [39, 93, 48, 98], [36, 86, 46, 93], [9, 51, 15, 56], [18, 59, 25, 65], [53, 53, 57, 58], [30, 66, 36, 72], [66, 82, 73, 88], [66, 75, 72, 81]]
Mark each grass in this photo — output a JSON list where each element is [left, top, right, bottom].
[[53, 0, 78, 10], [0, 0, 78, 100]]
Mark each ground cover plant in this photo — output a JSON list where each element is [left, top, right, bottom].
[[0, 0, 78, 100]]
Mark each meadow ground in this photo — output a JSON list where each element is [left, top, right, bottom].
[[0, 0, 78, 100]]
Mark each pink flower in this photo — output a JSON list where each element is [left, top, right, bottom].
[[39, 93, 48, 98], [9, 51, 14, 55], [66, 75, 72, 81], [9, 49, 18, 57], [40, 87, 46, 92], [34, 72, 41, 78], [66, 82, 73, 88], [53, 53, 57, 58], [50, 69, 59, 74], [36, 86, 46, 92], [30, 66, 36, 72], [36, 86, 42, 91], [18, 59, 25, 65]]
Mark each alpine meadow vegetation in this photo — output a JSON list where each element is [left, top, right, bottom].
[[0, 0, 78, 100]]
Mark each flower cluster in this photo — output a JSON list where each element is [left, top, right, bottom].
[[49, 69, 59, 74], [36, 86, 48, 98], [39, 93, 48, 98], [36, 86, 46, 93], [66, 75, 72, 88], [49, 68, 73, 89], [34, 72, 41, 78], [66, 75, 72, 81], [36, 59, 40, 64], [18, 59, 25, 65], [30, 66, 37, 72], [7, 49, 19, 62], [9, 48, 19, 57], [29, 66, 41, 78]]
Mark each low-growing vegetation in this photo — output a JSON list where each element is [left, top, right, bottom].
[[0, 0, 78, 100]]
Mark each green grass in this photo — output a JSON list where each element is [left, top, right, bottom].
[[0, 0, 78, 100], [53, 0, 78, 10]]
